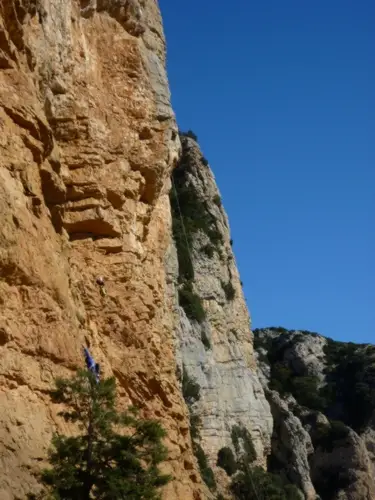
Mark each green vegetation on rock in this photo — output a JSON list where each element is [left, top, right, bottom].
[[253, 327, 375, 499], [221, 281, 236, 301], [213, 194, 222, 207], [194, 443, 216, 491], [261, 331, 326, 411], [230, 466, 302, 500], [178, 282, 206, 323], [181, 366, 216, 491], [265, 334, 375, 432], [170, 149, 223, 262], [202, 243, 215, 258], [201, 329, 211, 350], [228, 424, 301, 498], [170, 140, 224, 324], [217, 447, 238, 476], [269, 361, 325, 411], [189, 413, 201, 441], [312, 420, 350, 453], [323, 339, 375, 431], [180, 130, 198, 141], [231, 425, 256, 465], [312, 464, 351, 500], [182, 365, 201, 405]]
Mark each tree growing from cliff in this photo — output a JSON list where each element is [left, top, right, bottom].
[[180, 129, 198, 141], [231, 465, 302, 500], [37, 370, 171, 500]]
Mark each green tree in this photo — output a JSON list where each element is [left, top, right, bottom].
[[39, 370, 171, 499], [231, 466, 301, 500], [217, 447, 238, 476]]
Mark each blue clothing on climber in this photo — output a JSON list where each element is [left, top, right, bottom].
[[83, 346, 100, 383]]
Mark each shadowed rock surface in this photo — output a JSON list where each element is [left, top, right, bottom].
[[254, 327, 375, 500]]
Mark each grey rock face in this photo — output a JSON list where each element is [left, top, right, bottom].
[[310, 429, 375, 500], [281, 334, 327, 382], [144, 49, 174, 121], [256, 328, 327, 382], [254, 328, 375, 500], [267, 390, 316, 499], [362, 411, 375, 478], [168, 137, 273, 472], [254, 349, 271, 389]]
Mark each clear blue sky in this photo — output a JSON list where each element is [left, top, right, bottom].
[[160, 0, 374, 344]]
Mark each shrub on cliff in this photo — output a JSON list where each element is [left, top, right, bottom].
[[213, 194, 222, 207], [194, 443, 216, 490], [180, 130, 198, 141], [270, 367, 325, 411], [172, 217, 195, 282], [217, 447, 238, 476], [228, 424, 302, 499], [291, 375, 326, 410], [312, 464, 351, 500], [221, 281, 236, 301], [313, 420, 351, 453], [201, 329, 211, 350], [170, 151, 224, 278], [170, 177, 223, 254], [231, 466, 301, 500], [179, 282, 206, 323], [323, 339, 375, 431], [35, 370, 171, 500], [202, 243, 215, 258], [181, 367, 216, 491], [231, 425, 256, 465], [182, 365, 201, 405]]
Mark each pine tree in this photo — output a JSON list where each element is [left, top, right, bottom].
[[37, 370, 171, 499]]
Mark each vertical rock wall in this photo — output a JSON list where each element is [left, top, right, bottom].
[[0, 1, 207, 498], [168, 135, 272, 493]]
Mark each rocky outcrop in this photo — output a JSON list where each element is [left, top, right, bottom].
[[267, 390, 316, 499], [253, 327, 375, 500], [168, 135, 272, 494], [310, 428, 375, 500], [255, 328, 327, 385], [0, 1, 206, 498]]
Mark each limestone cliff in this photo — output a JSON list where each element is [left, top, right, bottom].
[[254, 327, 375, 500], [168, 134, 272, 496], [0, 2, 272, 499], [0, 1, 205, 498]]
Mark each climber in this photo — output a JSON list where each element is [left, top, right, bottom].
[[136, 5, 143, 20], [96, 276, 107, 297], [83, 346, 100, 384]]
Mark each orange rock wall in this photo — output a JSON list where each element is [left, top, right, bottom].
[[0, 1, 208, 498]]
